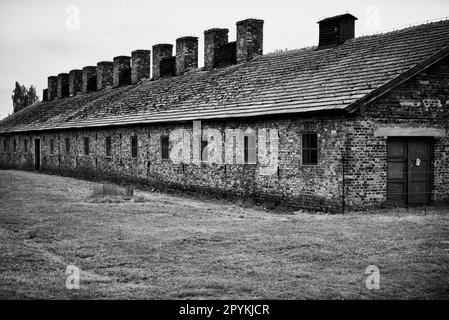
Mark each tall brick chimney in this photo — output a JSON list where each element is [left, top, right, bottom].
[[47, 76, 58, 101], [113, 56, 131, 87], [152, 44, 173, 80], [69, 69, 83, 96], [204, 28, 229, 70], [131, 50, 151, 84], [236, 19, 264, 64], [317, 13, 357, 49], [176, 37, 198, 75], [82, 66, 97, 93], [97, 61, 113, 90], [57, 73, 70, 98]]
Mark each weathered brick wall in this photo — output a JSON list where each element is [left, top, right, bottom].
[[344, 56, 449, 207], [1, 59, 448, 212], [0, 116, 349, 212]]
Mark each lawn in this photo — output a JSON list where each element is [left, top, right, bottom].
[[0, 170, 448, 299]]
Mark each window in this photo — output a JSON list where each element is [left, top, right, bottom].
[[131, 136, 138, 159], [50, 139, 55, 154], [24, 139, 28, 152], [105, 136, 112, 157], [302, 133, 318, 165], [244, 134, 256, 164], [161, 135, 169, 160], [3, 139, 6, 152], [13, 139, 16, 152], [201, 139, 208, 162], [84, 137, 90, 155], [65, 138, 70, 154]]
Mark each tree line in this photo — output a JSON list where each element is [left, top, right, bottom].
[[11, 81, 39, 113]]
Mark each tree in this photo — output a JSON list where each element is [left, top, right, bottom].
[[11, 82, 39, 113]]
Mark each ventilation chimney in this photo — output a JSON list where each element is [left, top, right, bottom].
[[236, 19, 264, 64], [43, 89, 48, 102], [152, 44, 173, 80], [175, 37, 198, 75], [317, 13, 357, 49], [97, 61, 113, 90], [47, 76, 58, 101], [204, 28, 229, 70], [113, 56, 131, 87], [57, 73, 70, 99], [69, 69, 83, 96], [82, 66, 97, 93], [131, 50, 151, 84]]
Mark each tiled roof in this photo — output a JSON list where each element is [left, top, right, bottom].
[[1, 19, 449, 133]]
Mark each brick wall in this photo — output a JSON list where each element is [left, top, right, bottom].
[[0, 116, 349, 212], [1, 58, 448, 212]]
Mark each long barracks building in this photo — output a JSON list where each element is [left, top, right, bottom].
[[0, 14, 448, 212]]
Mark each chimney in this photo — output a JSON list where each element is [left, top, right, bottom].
[[82, 66, 97, 93], [97, 61, 113, 90], [113, 56, 131, 87], [176, 37, 199, 75], [317, 13, 357, 49], [43, 89, 48, 102], [69, 69, 83, 96], [57, 73, 70, 98], [236, 19, 264, 64], [131, 50, 151, 84], [204, 28, 229, 70], [152, 44, 173, 80], [47, 76, 58, 101]]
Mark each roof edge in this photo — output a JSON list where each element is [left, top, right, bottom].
[[346, 44, 449, 113]]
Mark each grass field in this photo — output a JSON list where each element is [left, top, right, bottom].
[[0, 170, 448, 299]]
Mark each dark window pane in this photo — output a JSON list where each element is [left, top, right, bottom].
[[105, 136, 111, 157], [65, 138, 70, 154], [302, 133, 318, 165], [131, 136, 138, 158], [84, 137, 89, 155], [161, 136, 169, 160], [201, 139, 208, 162]]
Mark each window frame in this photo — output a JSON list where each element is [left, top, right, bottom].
[[130, 135, 138, 159], [301, 132, 319, 166], [50, 139, 55, 154], [105, 136, 112, 158], [84, 137, 90, 156], [244, 134, 257, 164], [161, 135, 169, 160], [65, 138, 70, 154]]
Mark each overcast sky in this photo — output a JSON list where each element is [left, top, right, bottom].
[[0, 0, 448, 119]]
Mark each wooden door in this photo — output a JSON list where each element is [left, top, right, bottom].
[[34, 139, 40, 171], [387, 138, 432, 206]]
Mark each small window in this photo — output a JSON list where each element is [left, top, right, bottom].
[[3, 139, 6, 152], [302, 133, 318, 165], [201, 139, 208, 162], [65, 138, 70, 154], [131, 136, 138, 159], [24, 139, 28, 152], [50, 139, 55, 154], [84, 137, 90, 156], [161, 135, 169, 160], [244, 134, 256, 164], [105, 136, 112, 157], [13, 139, 16, 152]]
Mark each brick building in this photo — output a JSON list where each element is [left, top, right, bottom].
[[0, 14, 448, 212]]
